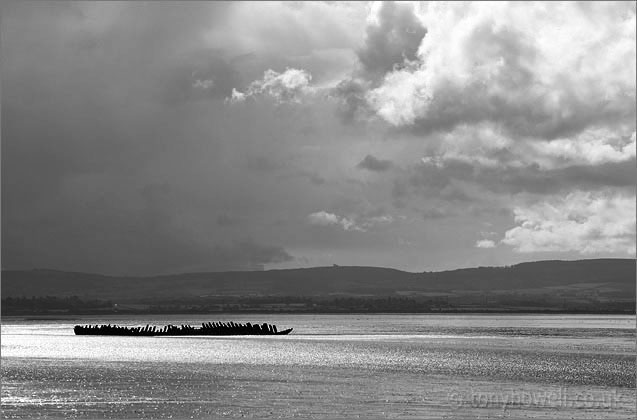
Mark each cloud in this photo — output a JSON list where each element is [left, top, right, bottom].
[[419, 124, 636, 172], [229, 88, 246, 103], [192, 78, 215, 90], [387, 123, 636, 203], [331, 77, 371, 123], [308, 211, 340, 226], [2, 2, 362, 275], [524, 129, 636, 169], [395, 150, 635, 201], [307, 210, 393, 232], [3, 1, 634, 275], [362, 214, 394, 229], [366, 2, 636, 139], [208, 241, 293, 271], [228, 68, 314, 103], [501, 191, 636, 255], [332, 1, 427, 123], [357, 1, 427, 79], [307, 211, 363, 232], [207, 2, 366, 85], [475, 239, 496, 249], [357, 154, 393, 172]]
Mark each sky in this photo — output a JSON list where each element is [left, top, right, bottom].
[[2, 1, 635, 276]]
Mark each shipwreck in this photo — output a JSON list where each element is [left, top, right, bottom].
[[73, 321, 293, 336]]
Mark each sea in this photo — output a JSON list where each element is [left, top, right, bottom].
[[1, 314, 635, 419]]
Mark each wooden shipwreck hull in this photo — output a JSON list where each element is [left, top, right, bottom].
[[74, 322, 292, 336]]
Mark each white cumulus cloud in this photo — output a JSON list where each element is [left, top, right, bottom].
[[501, 191, 636, 255], [366, 2, 636, 140], [307, 210, 393, 232], [475, 239, 496, 249], [308, 211, 340, 226], [228, 68, 314, 104], [419, 124, 636, 171], [523, 129, 637, 169]]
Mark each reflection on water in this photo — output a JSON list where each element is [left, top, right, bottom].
[[2, 314, 635, 419]]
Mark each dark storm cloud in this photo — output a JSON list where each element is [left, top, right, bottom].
[[356, 1, 427, 79], [2, 2, 239, 104], [0, 2, 305, 275], [2, 1, 634, 274], [401, 78, 636, 141], [207, 241, 293, 272], [356, 155, 393, 172], [332, 1, 426, 124], [2, 181, 210, 276], [2, 173, 293, 275], [493, 160, 637, 195], [393, 159, 637, 201], [331, 78, 370, 123]]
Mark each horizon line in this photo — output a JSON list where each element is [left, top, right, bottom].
[[2, 257, 633, 278]]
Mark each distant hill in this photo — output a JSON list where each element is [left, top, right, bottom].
[[2, 259, 634, 302]]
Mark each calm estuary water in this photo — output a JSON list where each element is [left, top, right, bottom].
[[1, 314, 635, 418]]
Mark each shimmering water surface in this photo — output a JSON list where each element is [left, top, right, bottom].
[[2, 314, 635, 418]]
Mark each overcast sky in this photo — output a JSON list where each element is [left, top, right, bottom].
[[2, 1, 635, 275]]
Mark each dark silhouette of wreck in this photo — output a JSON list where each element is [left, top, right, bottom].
[[74, 321, 292, 336]]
